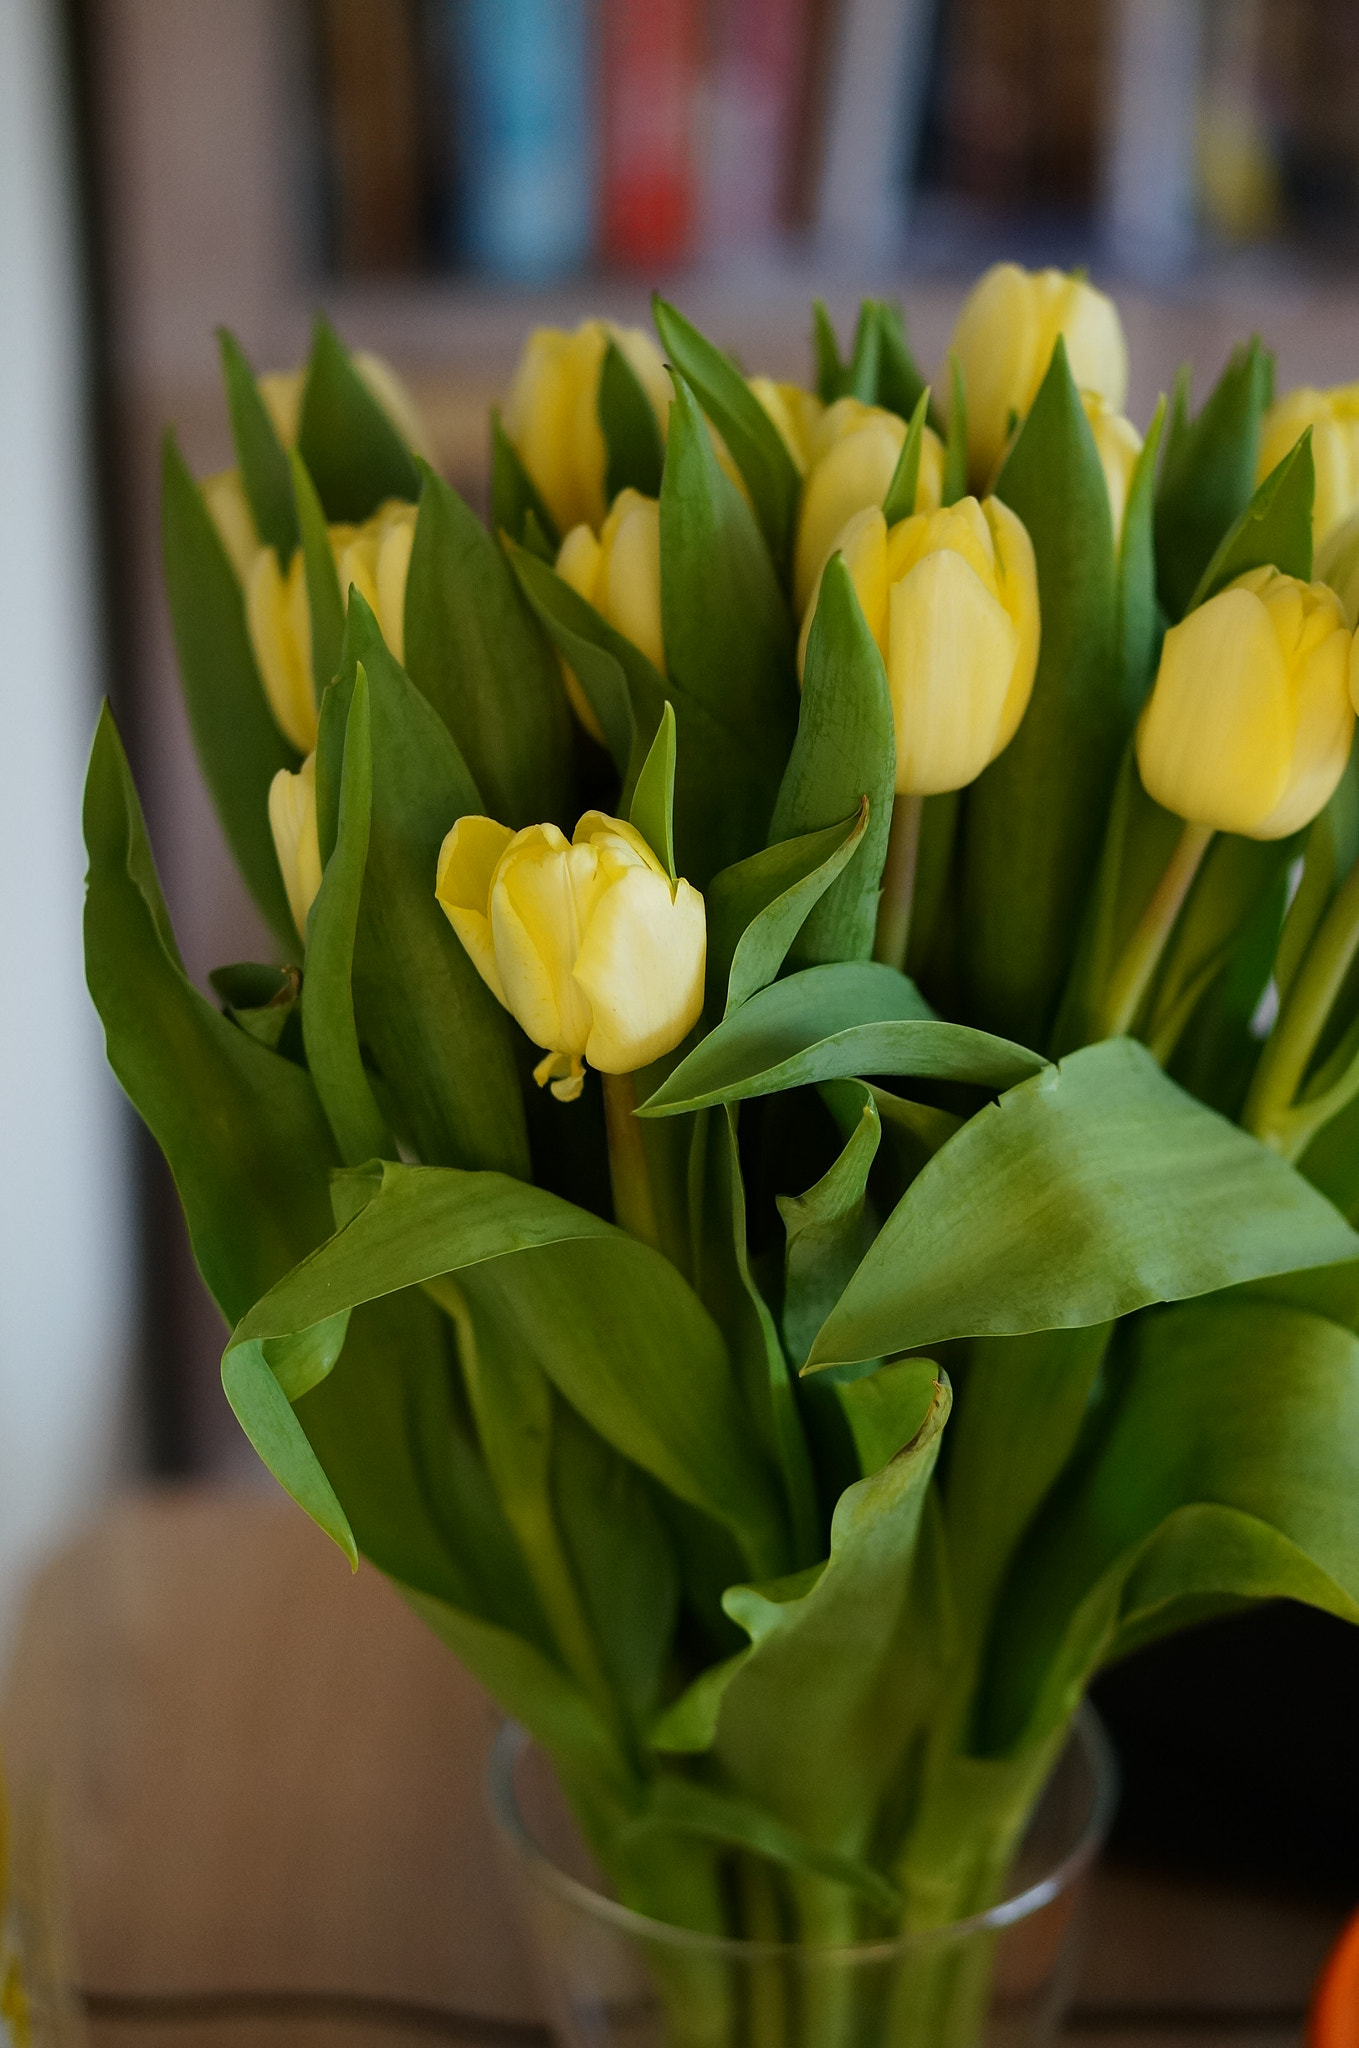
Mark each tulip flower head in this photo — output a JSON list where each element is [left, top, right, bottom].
[[949, 263, 1128, 486], [1318, 506, 1359, 629], [793, 398, 944, 616], [246, 499, 416, 752], [1082, 392, 1143, 548], [268, 751, 323, 942], [503, 320, 671, 537], [1258, 384, 1359, 548], [808, 496, 1040, 797], [555, 490, 664, 740], [1137, 567, 1355, 839], [436, 811, 706, 1101]]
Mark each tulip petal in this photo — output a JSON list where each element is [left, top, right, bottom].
[[435, 814, 515, 1005], [1137, 588, 1292, 834], [794, 405, 905, 615], [577, 869, 707, 1075], [888, 550, 1018, 795], [247, 547, 318, 753], [1255, 619, 1354, 838], [493, 829, 597, 1057]]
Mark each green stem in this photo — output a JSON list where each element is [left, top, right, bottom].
[[874, 793, 925, 975], [1097, 821, 1213, 1040], [603, 1070, 662, 1251], [1245, 855, 1359, 1149]]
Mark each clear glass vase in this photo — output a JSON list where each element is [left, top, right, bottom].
[[487, 1709, 1116, 2048]]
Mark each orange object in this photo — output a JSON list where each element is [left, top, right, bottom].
[[1312, 1909, 1359, 2048]]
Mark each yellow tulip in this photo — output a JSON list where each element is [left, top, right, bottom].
[[1258, 384, 1359, 548], [268, 751, 323, 942], [948, 262, 1128, 486], [245, 499, 416, 752], [502, 320, 671, 537], [436, 810, 706, 1101], [1137, 567, 1354, 839], [555, 490, 663, 742], [805, 496, 1040, 796], [793, 398, 945, 616], [748, 377, 825, 474]]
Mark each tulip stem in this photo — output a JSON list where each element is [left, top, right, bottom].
[[1099, 821, 1213, 1041], [875, 794, 925, 976], [1244, 854, 1359, 1153], [602, 1071, 662, 1252]]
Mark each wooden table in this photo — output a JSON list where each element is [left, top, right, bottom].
[[1, 1491, 1347, 2048]]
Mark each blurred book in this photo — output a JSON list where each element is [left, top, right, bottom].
[[442, 0, 594, 282], [815, 0, 937, 258], [312, 0, 425, 274], [600, 0, 701, 268], [701, 0, 809, 254]]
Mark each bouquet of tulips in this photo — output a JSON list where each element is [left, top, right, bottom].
[[84, 263, 1359, 2046]]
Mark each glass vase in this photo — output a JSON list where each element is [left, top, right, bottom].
[[487, 1707, 1117, 2048]]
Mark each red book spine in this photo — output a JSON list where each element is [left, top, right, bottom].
[[600, 0, 701, 268]]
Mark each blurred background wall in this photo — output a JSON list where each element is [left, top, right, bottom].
[[4, 0, 1359, 1881]]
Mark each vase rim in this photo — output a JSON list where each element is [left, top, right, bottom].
[[486, 1701, 1119, 1965]]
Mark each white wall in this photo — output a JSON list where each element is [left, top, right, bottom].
[[0, 0, 132, 1661]]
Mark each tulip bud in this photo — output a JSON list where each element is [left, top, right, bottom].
[[794, 398, 945, 616], [1258, 383, 1359, 548], [555, 489, 664, 742], [1136, 567, 1355, 840], [805, 496, 1040, 797], [268, 751, 323, 942], [502, 320, 671, 537], [435, 809, 706, 1101], [948, 262, 1128, 486], [245, 499, 416, 752], [748, 377, 825, 474]]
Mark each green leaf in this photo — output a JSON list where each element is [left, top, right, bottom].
[[160, 431, 298, 953], [706, 806, 867, 1017], [1142, 829, 1296, 1062], [216, 326, 297, 559], [321, 596, 530, 1176], [1114, 395, 1167, 718], [626, 1777, 904, 1916], [812, 300, 845, 403], [83, 704, 340, 1327], [223, 1339, 357, 1563], [962, 338, 1121, 1047], [767, 554, 896, 966], [845, 302, 881, 403], [808, 1037, 1359, 1371], [835, 1357, 941, 1479], [689, 1110, 821, 1566], [660, 373, 799, 802], [942, 354, 968, 505], [291, 450, 345, 708], [629, 699, 677, 880], [211, 961, 301, 1054], [881, 390, 930, 525], [297, 316, 419, 522], [226, 1159, 789, 1577], [599, 339, 665, 502], [653, 297, 802, 581], [490, 407, 560, 553], [641, 963, 1044, 1118], [508, 540, 638, 777], [873, 303, 932, 425], [301, 668, 394, 1165], [1186, 428, 1315, 610], [403, 463, 573, 828], [985, 1296, 1359, 1748], [1154, 338, 1274, 621], [712, 1380, 951, 1858], [650, 1650, 750, 1754], [778, 1082, 881, 1371]]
